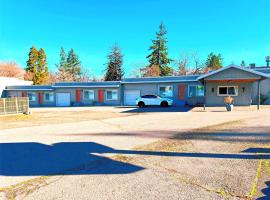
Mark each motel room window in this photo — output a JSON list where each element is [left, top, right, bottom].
[[83, 90, 94, 100], [159, 85, 173, 97], [27, 92, 36, 101], [218, 86, 238, 96], [44, 92, 54, 102], [106, 90, 118, 100], [188, 85, 204, 97]]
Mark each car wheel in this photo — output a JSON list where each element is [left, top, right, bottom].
[[138, 101, 145, 108], [160, 101, 168, 107]]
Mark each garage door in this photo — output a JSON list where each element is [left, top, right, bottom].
[[56, 93, 71, 106], [124, 90, 140, 105]]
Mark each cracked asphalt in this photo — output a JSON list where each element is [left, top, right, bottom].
[[0, 106, 269, 200]]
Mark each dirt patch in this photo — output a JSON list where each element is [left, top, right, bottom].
[[0, 176, 57, 200], [0, 111, 137, 129]]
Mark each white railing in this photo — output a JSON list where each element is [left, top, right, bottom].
[[0, 97, 29, 115]]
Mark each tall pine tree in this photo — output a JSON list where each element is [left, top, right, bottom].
[[37, 48, 49, 84], [146, 22, 173, 76], [26, 46, 48, 84], [66, 48, 81, 81], [205, 52, 222, 71], [104, 44, 124, 81], [26, 46, 39, 84], [56, 47, 72, 81]]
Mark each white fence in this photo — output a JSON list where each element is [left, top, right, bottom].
[[0, 97, 29, 115]]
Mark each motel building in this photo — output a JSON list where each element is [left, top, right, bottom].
[[1, 65, 270, 109]]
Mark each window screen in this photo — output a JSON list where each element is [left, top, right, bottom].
[[27, 92, 36, 101], [106, 90, 118, 100], [44, 92, 54, 102], [84, 90, 94, 100], [159, 86, 173, 97]]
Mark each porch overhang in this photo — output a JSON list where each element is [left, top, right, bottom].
[[204, 78, 260, 83]]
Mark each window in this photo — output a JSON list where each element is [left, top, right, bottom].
[[27, 92, 36, 101], [83, 90, 94, 100], [159, 85, 173, 97], [44, 92, 54, 102], [141, 95, 158, 98], [106, 90, 118, 100], [218, 86, 238, 96], [188, 85, 205, 97]]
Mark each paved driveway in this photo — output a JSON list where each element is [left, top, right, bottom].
[[0, 106, 269, 199]]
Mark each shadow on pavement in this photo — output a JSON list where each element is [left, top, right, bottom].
[[242, 148, 270, 154], [63, 127, 270, 143], [0, 142, 144, 176], [121, 106, 193, 113], [257, 181, 270, 200], [1, 142, 270, 177]]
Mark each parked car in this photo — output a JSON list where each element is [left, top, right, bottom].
[[136, 95, 173, 107]]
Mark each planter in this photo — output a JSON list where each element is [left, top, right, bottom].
[[225, 104, 234, 111]]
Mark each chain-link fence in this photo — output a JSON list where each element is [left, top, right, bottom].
[[0, 97, 29, 115]]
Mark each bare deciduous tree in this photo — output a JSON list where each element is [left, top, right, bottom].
[[175, 52, 206, 75], [143, 64, 161, 77], [0, 61, 25, 79]]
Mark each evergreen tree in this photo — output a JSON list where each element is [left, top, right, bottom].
[[104, 44, 124, 81], [26, 46, 48, 84], [56, 47, 67, 70], [37, 48, 49, 84], [146, 22, 173, 76], [56, 47, 71, 81], [240, 60, 246, 67], [26, 46, 39, 84], [66, 49, 81, 81], [205, 52, 222, 71]]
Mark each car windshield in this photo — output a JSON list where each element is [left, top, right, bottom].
[[141, 95, 158, 98]]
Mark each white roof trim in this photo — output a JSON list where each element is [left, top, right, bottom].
[[5, 89, 54, 91], [52, 85, 119, 88], [122, 80, 197, 84], [197, 64, 270, 80]]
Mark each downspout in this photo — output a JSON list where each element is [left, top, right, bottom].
[[120, 82, 124, 106], [203, 80, 206, 111], [257, 80, 261, 110]]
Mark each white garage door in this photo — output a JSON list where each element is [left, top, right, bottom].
[[56, 93, 71, 107], [124, 90, 140, 105]]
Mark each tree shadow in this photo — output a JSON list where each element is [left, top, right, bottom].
[[257, 181, 270, 200], [173, 128, 270, 144], [121, 106, 193, 113], [1, 142, 270, 177], [242, 148, 270, 154], [0, 142, 144, 176]]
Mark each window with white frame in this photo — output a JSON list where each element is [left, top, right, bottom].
[[83, 90, 94, 100], [188, 85, 204, 97], [27, 92, 36, 101], [106, 90, 118, 100], [159, 85, 173, 97], [44, 92, 54, 102], [217, 86, 238, 96]]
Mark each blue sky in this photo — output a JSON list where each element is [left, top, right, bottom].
[[0, 0, 270, 77]]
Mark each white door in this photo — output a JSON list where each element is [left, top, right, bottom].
[[124, 90, 140, 105], [56, 93, 71, 106]]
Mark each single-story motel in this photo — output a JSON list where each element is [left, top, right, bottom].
[[1, 65, 270, 108]]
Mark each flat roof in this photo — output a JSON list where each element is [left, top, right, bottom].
[[5, 85, 53, 91], [122, 75, 200, 83], [53, 81, 121, 88]]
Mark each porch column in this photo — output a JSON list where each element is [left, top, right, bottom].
[[203, 81, 206, 111], [257, 80, 261, 110]]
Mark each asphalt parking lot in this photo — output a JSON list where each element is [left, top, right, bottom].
[[0, 106, 269, 200]]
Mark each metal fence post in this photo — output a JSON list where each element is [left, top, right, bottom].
[[3, 98, 6, 115], [15, 97, 19, 114]]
